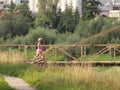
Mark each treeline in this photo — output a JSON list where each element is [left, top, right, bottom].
[[0, 0, 120, 45]]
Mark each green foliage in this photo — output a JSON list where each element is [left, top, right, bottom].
[[74, 8, 80, 25], [22, 27, 57, 44], [0, 38, 4, 44], [12, 27, 56, 44], [55, 32, 80, 44], [0, 74, 15, 90], [13, 35, 25, 44], [16, 2, 31, 18], [35, 13, 47, 27], [12, 15, 30, 35], [9, 1, 16, 13], [82, 0, 101, 20], [0, 19, 12, 40], [45, 5, 59, 29], [0, 63, 28, 76], [0, 1, 32, 40], [58, 5, 80, 33], [75, 17, 120, 44], [35, 0, 59, 28], [35, 0, 79, 33], [0, 14, 30, 40], [0, 63, 120, 90]]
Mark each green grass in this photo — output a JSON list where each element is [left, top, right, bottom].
[[22, 66, 120, 90], [93, 54, 120, 61], [25, 49, 66, 61], [0, 62, 120, 90], [26, 49, 120, 61], [0, 74, 15, 90], [8, 48, 120, 61], [0, 63, 28, 76], [80, 54, 120, 61]]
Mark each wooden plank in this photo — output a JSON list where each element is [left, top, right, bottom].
[[29, 61, 120, 66], [58, 48, 77, 60]]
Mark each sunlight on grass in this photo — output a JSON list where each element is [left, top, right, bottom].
[[0, 61, 120, 90], [21, 66, 120, 90], [0, 51, 24, 63]]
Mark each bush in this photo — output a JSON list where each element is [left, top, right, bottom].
[[12, 27, 57, 45]]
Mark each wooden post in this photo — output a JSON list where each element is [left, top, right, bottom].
[[114, 47, 116, 61], [84, 46, 86, 61], [9, 47, 11, 53], [81, 46, 83, 60], [54, 46, 57, 61], [24, 45, 27, 60], [109, 46, 112, 61], [18, 45, 21, 57], [8, 47, 11, 61]]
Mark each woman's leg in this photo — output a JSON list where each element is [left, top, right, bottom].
[[32, 53, 39, 62], [40, 52, 45, 62]]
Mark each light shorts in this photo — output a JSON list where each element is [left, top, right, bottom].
[[36, 49, 42, 54]]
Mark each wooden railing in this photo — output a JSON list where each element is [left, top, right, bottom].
[[0, 44, 120, 63]]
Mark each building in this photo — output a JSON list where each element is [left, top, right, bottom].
[[109, 5, 120, 19], [109, 10, 120, 18], [28, 0, 82, 14], [0, 0, 8, 10], [108, 0, 120, 19], [99, 0, 120, 16], [29, 0, 38, 14], [3, 0, 29, 5], [0, 0, 8, 3]]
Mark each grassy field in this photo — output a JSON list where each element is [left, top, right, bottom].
[[0, 62, 120, 90], [0, 51, 120, 90]]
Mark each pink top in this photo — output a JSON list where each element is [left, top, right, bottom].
[[36, 43, 42, 54]]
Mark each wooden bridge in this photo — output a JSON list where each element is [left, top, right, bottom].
[[0, 44, 120, 66], [35, 61, 120, 66], [0, 25, 120, 66]]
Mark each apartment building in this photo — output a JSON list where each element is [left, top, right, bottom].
[[109, 10, 120, 18], [29, 0, 38, 14], [7, 0, 28, 4], [99, 0, 120, 17], [28, 0, 82, 14], [109, 5, 120, 19]]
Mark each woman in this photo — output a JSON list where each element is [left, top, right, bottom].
[[32, 38, 44, 63]]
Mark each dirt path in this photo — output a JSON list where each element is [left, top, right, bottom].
[[3, 75, 36, 90]]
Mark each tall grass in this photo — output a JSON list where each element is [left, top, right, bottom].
[[0, 62, 120, 90], [21, 66, 120, 90], [0, 51, 24, 63]]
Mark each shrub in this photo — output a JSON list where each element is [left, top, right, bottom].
[[24, 27, 57, 45]]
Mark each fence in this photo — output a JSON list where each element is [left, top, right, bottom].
[[0, 44, 120, 63]]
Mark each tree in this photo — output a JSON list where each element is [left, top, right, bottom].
[[82, 0, 101, 20], [9, 0, 16, 13], [0, 12, 30, 40], [15, 2, 34, 28], [35, 0, 59, 28], [74, 8, 80, 25], [58, 5, 80, 33], [45, 5, 58, 29], [15, 2, 31, 19]]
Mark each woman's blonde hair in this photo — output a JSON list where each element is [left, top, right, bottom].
[[38, 38, 42, 41]]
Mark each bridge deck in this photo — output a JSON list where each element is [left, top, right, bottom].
[[32, 61, 120, 66]]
